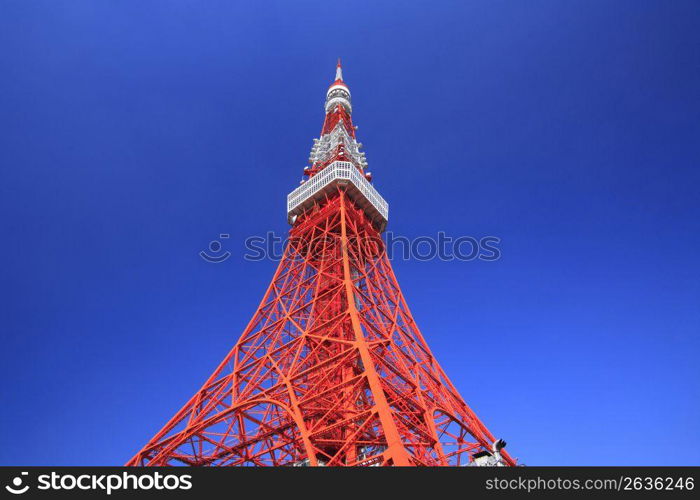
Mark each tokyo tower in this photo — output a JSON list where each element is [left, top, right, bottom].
[[128, 61, 515, 467]]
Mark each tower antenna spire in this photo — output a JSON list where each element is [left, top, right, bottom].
[[335, 58, 343, 81]]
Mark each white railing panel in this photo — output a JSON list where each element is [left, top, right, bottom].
[[286, 161, 389, 225]]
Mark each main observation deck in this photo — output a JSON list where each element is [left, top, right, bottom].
[[287, 161, 388, 231]]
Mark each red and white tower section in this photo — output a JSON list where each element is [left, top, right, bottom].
[[288, 61, 385, 231], [128, 61, 515, 467]]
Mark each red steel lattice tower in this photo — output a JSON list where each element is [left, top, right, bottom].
[[128, 61, 515, 467]]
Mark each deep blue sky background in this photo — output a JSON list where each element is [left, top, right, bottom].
[[1, 0, 699, 466]]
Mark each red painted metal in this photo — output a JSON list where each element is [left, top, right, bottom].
[[321, 104, 355, 137], [127, 64, 514, 467]]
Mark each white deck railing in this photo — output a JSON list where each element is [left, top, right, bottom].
[[287, 161, 389, 229]]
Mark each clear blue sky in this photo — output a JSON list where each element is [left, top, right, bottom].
[[1, 1, 698, 466]]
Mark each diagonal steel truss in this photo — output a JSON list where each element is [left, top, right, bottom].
[[127, 189, 515, 466]]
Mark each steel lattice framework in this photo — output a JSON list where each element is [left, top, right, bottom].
[[128, 61, 514, 467]]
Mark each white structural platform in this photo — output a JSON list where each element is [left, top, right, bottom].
[[287, 161, 388, 231]]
